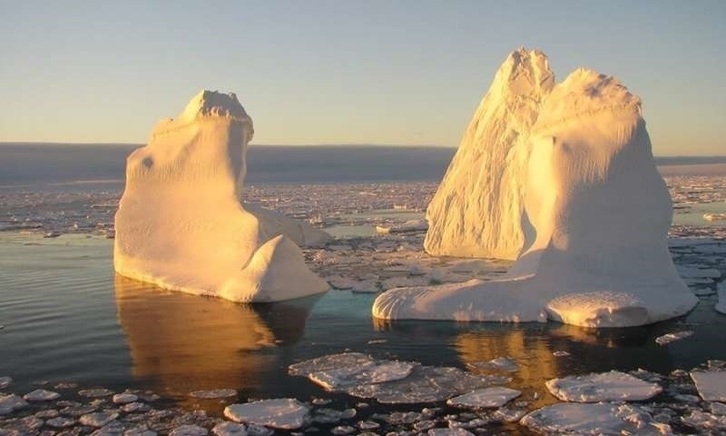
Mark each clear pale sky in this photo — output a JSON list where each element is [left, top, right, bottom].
[[2, 0, 724, 155]]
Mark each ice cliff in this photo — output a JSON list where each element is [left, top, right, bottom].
[[374, 52, 698, 327], [114, 90, 329, 302], [424, 48, 554, 260]]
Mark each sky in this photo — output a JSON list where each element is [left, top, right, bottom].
[[1, 0, 725, 155]]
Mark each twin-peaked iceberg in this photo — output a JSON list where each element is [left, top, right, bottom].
[[114, 91, 328, 302], [374, 48, 697, 327]]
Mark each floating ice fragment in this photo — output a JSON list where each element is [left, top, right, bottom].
[[347, 366, 501, 404], [212, 421, 248, 436], [357, 420, 380, 430], [0, 376, 11, 389], [23, 388, 60, 401], [711, 402, 726, 415], [78, 388, 115, 398], [79, 411, 120, 428], [189, 389, 237, 399], [309, 360, 415, 390], [122, 402, 150, 413], [446, 387, 521, 409], [521, 403, 670, 435], [0, 393, 28, 415], [546, 370, 662, 402], [655, 331, 694, 345], [288, 353, 375, 377], [467, 357, 518, 372], [552, 351, 571, 357], [427, 429, 474, 436], [46, 416, 76, 428], [330, 425, 356, 435], [224, 399, 309, 430], [691, 370, 726, 401], [112, 392, 139, 404], [681, 410, 726, 431], [169, 425, 209, 436], [93, 420, 126, 436]]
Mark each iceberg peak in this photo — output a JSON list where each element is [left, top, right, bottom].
[[180, 90, 251, 122]]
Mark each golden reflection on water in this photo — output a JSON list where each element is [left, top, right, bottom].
[[114, 275, 318, 406]]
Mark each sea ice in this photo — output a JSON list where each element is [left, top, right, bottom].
[[23, 388, 60, 401], [520, 403, 670, 434], [374, 52, 698, 327], [224, 398, 310, 430], [169, 425, 209, 436], [112, 392, 139, 404], [0, 393, 28, 415], [691, 370, 726, 401], [446, 387, 521, 409], [375, 219, 428, 234], [716, 281, 726, 314], [0, 376, 11, 389], [466, 356, 518, 372], [79, 411, 119, 427], [546, 371, 662, 402], [308, 361, 415, 390], [288, 353, 375, 377], [424, 47, 554, 260], [114, 90, 328, 302], [212, 421, 248, 436], [655, 331, 694, 345], [427, 429, 474, 436], [681, 410, 726, 431]]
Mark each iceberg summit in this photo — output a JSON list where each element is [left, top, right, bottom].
[[373, 49, 698, 327], [114, 90, 328, 302]]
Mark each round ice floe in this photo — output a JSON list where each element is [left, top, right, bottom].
[[427, 428, 474, 436], [288, 353, 375, 376], [46, 417, 76, 428], [224, 398, 309, 430], [112, 392, 139, 404], [212, 421, 247, 436], [79, 411, 119, 428], [23, 388, 60, 402], [546, 370, 662, 402], [521, 403, 669, 434], [446, 387, 521, 409], [309, 360, 415, 391]]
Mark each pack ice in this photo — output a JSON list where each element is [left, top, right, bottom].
[[374, 50, 697, 327], [114, 90, 328, 302]]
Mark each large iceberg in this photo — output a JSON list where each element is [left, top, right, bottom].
[[114, 90, 328, 302], [373, 55, 698, 327], [424, 48, 554, 260]]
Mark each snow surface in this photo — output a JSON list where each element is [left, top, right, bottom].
[[520, 403, 671, 435], [374, 51, 698, 327], [114, 90, 328, 302], [446, 387, 521, 409], [691, 370, 726, 401], [224, 399, 309, 430], [545, 370, 662, 402], [424, 48, 554, 260]]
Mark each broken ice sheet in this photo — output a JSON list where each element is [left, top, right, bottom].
[[309, 360, 416, 390], [224, 398, 309, 430], [521, 403, 671, 435], [546, 370, 662, 402], [288, 353, 375, 377], [446, 387, 521, 409], [691, 370, 726, 401], [347, 365, 504, 404]]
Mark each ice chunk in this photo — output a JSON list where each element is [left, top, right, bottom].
[[114, 90, 328, 303], [427, 429, 474, 436], [0, 376, 11, 389], [189, 389, 237, 399], [309, 361, 415, 390], [655, 331, 694, 345], [112, 393, 139, 404], [546, 371, 662, 402], [425, 48, 554, 260], [521, 403, 670, 434], [0, 394, 28, 415], [288, 353, 375, 377], [212, 421, 248, 436], [691, 370, 726, 401], [446, 387, 521, 409], [374, 56, 697, 327], [347, 366, 501, 404], [375, 219, 428, 234], [170, 425, 209, 436], [224, 398, 309, 430], [79, 411, 119, 428], [716, 281, 726, 314], [23, 388, 60, 401]]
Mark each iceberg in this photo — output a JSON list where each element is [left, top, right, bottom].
[[424, 48, 554, 260], [374, 53, 698, 327], [114, 90, 328, 302]]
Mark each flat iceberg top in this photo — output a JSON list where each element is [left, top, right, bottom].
[[179, 90, 252, 122]]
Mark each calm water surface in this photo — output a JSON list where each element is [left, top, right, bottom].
[[2, 233, 726, 414]]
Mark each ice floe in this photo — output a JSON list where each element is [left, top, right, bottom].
[[691, 370, 726, 401], [546, 370, 662, 402], [22, 388, 60, 401], [520, 403, 671, 434], [0, 376, 11, 389], [655, 331, 694, 345], [0, 394, 28, 415], [79, 411, 120, 427], [112, 392, 139, 404], [224, 398, 309, 430], [446, 387, 521, 409]]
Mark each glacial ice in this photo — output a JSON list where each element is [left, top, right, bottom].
[[424, 48, 554, 260], [545, 371, 662, 402], [224, 398, 309, 430], [373, 51, 698, 327], [114, 90, 328, 302]]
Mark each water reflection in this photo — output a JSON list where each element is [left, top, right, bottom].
[[114, 275, 320, 404]]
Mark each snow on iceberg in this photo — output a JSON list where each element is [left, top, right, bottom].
[[373, 53, 698, 327], [424, 48, 554, 260], [114, 90, 328, 302]]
